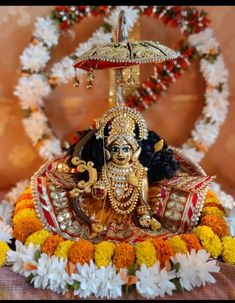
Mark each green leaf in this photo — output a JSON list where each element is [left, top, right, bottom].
[[127, 263, 137, 276], [34, 250, 41, 262], [171, 277, 183, 292], [171, 262, 180, 272], [73, 280, 80, 290], [26, 273, 34, 283]]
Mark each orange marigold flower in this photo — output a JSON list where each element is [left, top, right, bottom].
[[16, 188, 33, 203], [200, 215, 229, 238], [14, 199, 35, 215], [180, 233, 202, 252], [206, 190, 219, 200], [113, 242, 135, 271], [13, 208, 37, 225], [13, 216, 43, 243], [150, 238, 174, 268], [41, 234, 64, 256], [68, 239, 94, 265]]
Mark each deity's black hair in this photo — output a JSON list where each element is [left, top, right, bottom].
[[66, 128, 180, 184]]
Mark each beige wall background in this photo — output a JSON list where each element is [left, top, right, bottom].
[[0, 6, 234, 198]]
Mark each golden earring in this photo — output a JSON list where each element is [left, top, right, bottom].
[[105, 149, 111, 160], [87, 68, 95, 89], [132, 146, 142, 162]]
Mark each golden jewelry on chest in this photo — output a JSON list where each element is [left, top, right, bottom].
[[101, 161, 145, 215]]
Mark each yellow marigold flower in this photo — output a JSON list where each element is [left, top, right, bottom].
[[54, 240, 74, 260], [94, 241, 116, 268], [180, 234, 202, 252], [221, 236, 235, 264], [193, 225, 222, 259], [200, 215, 229, 238], [41, 234, 64, 256], [150, 238, 174, 268], [13, 216, 43, 243], [25, 230, 52, 247], [113, 242, 135, 271], [14, 199, 35, 215], [0, 241, 10, 267], [135, 240, 156, 268], [13, 208, 37, 226], [167, 235, 188, 254], [201, 206, 225, 218], [205, 190, 220, 201], [68, 239, 94, 265]]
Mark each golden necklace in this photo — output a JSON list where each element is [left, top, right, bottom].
[[101, 161, 144, 215]]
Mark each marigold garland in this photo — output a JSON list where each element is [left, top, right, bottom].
[[180, 233, 202, 252], [149, 237, 174, 268], [112, 242, 135, 271], [201, 206, 225, 218], [221, 236, 235, 264], [16, 188, 32, 203], [13, 216, 43, 243], [14, 199, 35, 215], [12, 208, 37, 225], [94, 241, 116, 268], [41, 234, 64, 256], [135, 240, 156, 268], [25, 229, 52, 247], [68, 239, 94, 265], [167, 235, 188, 254], [0, 241, 10, 267], [199, 215, 229, 238], [193, 225, 222, 259], [54, 240, 73, 260]]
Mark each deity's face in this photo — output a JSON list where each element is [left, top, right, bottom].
[[108, 139, 133, 166]]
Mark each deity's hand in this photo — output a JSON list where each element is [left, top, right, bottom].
[[139, 214, 151, 228]]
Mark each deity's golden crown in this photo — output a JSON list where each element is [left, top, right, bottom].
[[95, 105, 148, 148]]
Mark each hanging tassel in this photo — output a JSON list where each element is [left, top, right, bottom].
[[73, 68, 80, 87], [86, 68, 95, 89]]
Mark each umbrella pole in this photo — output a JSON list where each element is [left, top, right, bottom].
[[113, 10, 128, 107]]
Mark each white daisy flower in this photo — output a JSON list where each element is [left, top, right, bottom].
[[0, 221, 12, 243], [34, 16, 59, 48], [171, 253, 194, 291], [14, 74, 51, 105], [203, 88, 228, 123], [50, 56, 76, 84], [188, 28, 219, 55], [22, 111, 49, 145], [70, 260, 100, 298], [20, 43, 50, 72], [187, 249, 220, 287], [200, 56, 229, 86], [39, 138, 63, 160], [89, 28, 112, 46], [47, 256, 72, 294], [135, 262, 176, 299], [210, 181, 235, 210], [95, 263, 125, 299], [0, 200, 13, 224], [32, 253, 52, 289], [7, 240, 38, 278], [5, 179, 30, 206]]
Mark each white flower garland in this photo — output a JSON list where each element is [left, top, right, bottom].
[[6, 240, 220, 299]]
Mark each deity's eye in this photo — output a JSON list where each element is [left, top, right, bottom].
[[122, 146, 130, 153], [110, 146, 119, 153]]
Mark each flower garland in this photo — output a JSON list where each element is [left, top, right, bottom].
[[13, 5, 233, 209], [0, 185, 235, 299]]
